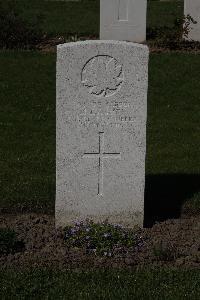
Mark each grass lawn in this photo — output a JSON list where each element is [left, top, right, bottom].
[[0, 51, 199, 213], [147, 1, 183, 29], [147, 53, 200, 174], [10, 0, 183, 37], [0, 268, 200, 299], [0, 51, 55, 212]]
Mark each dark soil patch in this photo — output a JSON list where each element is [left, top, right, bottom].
[[36, 36, 200, 54], [36, 35, 98, 52], [0, 214, 199, 270]]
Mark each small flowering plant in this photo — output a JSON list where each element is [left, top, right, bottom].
[[64, 220, 144, 257]]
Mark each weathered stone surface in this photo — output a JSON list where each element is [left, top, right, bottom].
[[184, 0, 200, 41], [56, 40, 149, 228], [100, 0, 147, 42]]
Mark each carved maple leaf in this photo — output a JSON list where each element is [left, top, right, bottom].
[[82, 56, 123, 97]]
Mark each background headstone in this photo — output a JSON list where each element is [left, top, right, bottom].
[[100, 0, 147, 42], [56, 41, 149, 228], [184, 0, 200, 41]]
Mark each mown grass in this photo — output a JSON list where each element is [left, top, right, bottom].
[[0, 268, 200, 299], [11, 0, 183, 37], [147, 1, 183, 29], [0, 51, 199, 213], [147, 53, 200, 174], [11, 0, 100, 37], [0, 51, 55, 212]]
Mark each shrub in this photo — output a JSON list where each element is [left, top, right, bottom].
[[147, 14, 199, 50], [0, 1, 44, 49]]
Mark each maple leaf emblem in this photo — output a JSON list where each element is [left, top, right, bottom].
[[82, 55, 124, 97]]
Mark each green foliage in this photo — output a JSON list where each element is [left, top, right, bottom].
[[64, 221, 143, 257], [182, 14, 197, 39], [0, 1, 44, 49], [148, 14, 199, 50]]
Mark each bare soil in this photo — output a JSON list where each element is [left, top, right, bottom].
[[36, 36, 200, 54], [0, 214, 199, 270]]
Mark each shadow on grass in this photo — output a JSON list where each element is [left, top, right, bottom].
[[144, 174, 200, 227]]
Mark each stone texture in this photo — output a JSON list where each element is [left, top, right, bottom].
[[100, 0, 147, 42], [184, 0, 200, 41], [56, 40, 149, 228]]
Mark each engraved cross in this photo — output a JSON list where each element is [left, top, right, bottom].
[[83, 132, 121, 196], [118, 0, 129, 21]]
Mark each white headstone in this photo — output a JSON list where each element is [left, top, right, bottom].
[[56, 41, 149, 228], [184, 0, 200, 41], [100, 0, 147, 42]]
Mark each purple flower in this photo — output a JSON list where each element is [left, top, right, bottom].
[[70, 228, 77, 235], [103, 233, 111, 238], [74, 220, 84, 227], [113, 224, 123, 229]]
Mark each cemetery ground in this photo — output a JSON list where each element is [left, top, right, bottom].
[[2, 0, 183, 38], [0, 0, 200, 298]]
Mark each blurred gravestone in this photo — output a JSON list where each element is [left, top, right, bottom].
[[56, 41, 149, 228], [184, 0, 200, 41], [100, 0, 147, 42]]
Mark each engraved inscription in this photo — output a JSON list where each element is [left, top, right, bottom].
[[78, 102, 135, 128], [83, 132, 121, 195], [81, 55, 124, 97]]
